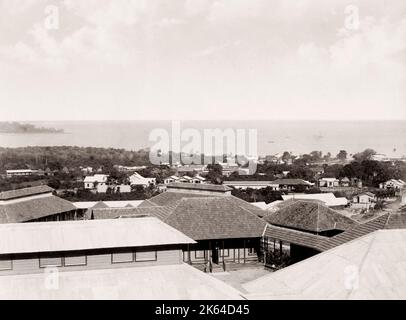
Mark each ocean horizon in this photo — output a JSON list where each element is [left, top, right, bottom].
[[1, 120, 406, 158]]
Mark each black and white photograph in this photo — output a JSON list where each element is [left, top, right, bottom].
[[0, 0, 406, 305]]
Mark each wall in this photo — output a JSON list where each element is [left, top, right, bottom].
[[0, 246, 183, 276]]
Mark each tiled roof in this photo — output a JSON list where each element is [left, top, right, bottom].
[[264, 213, 390, 252], [160, 197, 267, 240], [0, 196, 76, 223], [0, 185, 54, 200], [139, 191, 219, 207], [264, 224, 327, 251], [265, 200, 357, 233], [167, 183, 233, 192]]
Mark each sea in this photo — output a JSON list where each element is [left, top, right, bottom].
[[0, 120, 405, 158]]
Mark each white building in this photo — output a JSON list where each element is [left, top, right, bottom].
[[352, 192, 377, 210], [6, 169, 41, 178], [318, 178, 340, 188], [282, 193, 348, 208], [83, 174, 109, 190], [129, 172, 156, 188], [380, 179, 406, 191]]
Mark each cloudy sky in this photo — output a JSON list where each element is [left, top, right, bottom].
[[0, 0, 405, 121]]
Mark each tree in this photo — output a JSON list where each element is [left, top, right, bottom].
[[353, 149, 377, 162], [337, 150, 348, 161], [281, 151, 291, 163], [206, 164, 223, 184]]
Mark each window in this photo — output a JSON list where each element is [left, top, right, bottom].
[[64, 253, 87, 267], [112, 251, 134, 264], [194, 250, 206, 259], [0, 255, 12, 271], [222, 249, 230, 257], [39, 253, 63, 268], [135, 250, 157, 262]]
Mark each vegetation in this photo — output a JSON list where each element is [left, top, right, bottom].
[[0, 146, 151, 172]]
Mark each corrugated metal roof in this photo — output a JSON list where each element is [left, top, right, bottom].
[[0, 264, 243, 300], [0, 217, 195, 255], [244, 229, 406, 299]]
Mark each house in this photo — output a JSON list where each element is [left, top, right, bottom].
[[176, 165, 207, 176], [92, 183, 268, 272], [271, 179, 314, 191], [144, 197, 267, 271], [80, 166, 93, 174], [244, 229, 406, 299], [84, 174, 109, 190], [0, 186, 79, 223], [164, 176, 180, 184], [352, 192, 377, 210], [340, 177, 351, 187], [165, 182, 233, 196], [6, 169, 43, 178], [263, 200, 357, 263], [129, 172, 156, 188], [223, 181, 279, 190], [318, 178, 340, 188], [281, 193, 348, 208], [217, 162, 240, 177], [0, 218, 243, 299], [380, 179, 406, 192]]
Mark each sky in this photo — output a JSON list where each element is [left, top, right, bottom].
[[0, 0, 405, 121]]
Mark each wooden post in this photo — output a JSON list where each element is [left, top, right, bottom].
[[279, 241, 283, 263], [243, 239, 246, 264], [187, 244, 191, 265]]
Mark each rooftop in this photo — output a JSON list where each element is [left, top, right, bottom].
[[0, 217, 195, 255], [265, 200, 357, 233], [0, 264, 243, 300], [160, 197, 267, 240], [272, 179, 313, 186], [0, 195, 77, 224], [281, 193, 348, 207], [0, 185, 54, 201], [167, 183, 233, 193], [244, 229, 406, 299]]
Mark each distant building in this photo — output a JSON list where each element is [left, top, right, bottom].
[[223, 181, 279, 190], [352, 192, 377, 210], [129, 173, 156, 188], [83, 174, 109, 190], [318, 178, 340, 188], [380, 179, 406, 192], [340, 177, 351, 187], [281, 193, 348, 208], [164, 176, 180, 184], [272, 179, 314, 191], [6, 169, 43, 178], [0, 186, 79, 223]]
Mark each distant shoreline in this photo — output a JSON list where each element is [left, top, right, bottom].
[[0, 122, 65, 134]]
